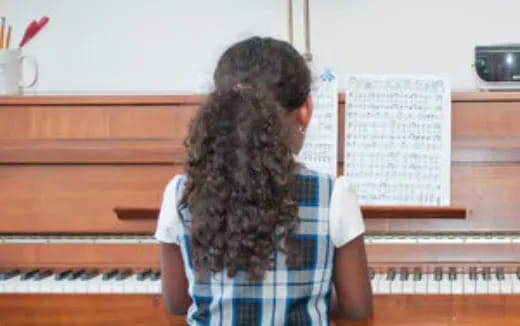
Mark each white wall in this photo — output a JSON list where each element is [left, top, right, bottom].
[[3, 0, 520, 92]]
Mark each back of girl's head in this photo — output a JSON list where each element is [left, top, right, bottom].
[[180, 36, 311, 280], [213, 37, 310, 110]]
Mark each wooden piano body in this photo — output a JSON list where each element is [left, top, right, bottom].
[[1, 93, 520, 326]]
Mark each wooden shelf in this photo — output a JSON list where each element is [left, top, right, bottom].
[[114, 205, 466, 220], [361, 206, 466, 219]]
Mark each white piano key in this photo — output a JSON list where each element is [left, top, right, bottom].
[[48, 238, 94, 244], [488, 235, 512, 244], [110, 280, 125, 293], [439, 278, 451, 294], [147, 280, 162, 294], [16, 280, 30, 293], [3, 238, 48, 244], [463, 274, 476, 294], [377, 237, 417, 244], [500, 274, 514, 294], [98, 280, 114, 294], [511, 274, 520, 294], [426, 274, 439, 294], [390, 277, 403, 294], [414, 276, 428, 294], [1, 277, 21, 293], [39, 279, 61, 293], [402, 278, 415, 294], [451, 277, 464, 294], [74, 280, 89, 293], [62, 280, 77, 293], [416, 236, 464, 244], [377, 275, 392, 294], [370, 273, 382, 294], [28, 281, 41, 293], [475, 279, 488, 294], [138, 238, 159, 244], [122, 275, 143, 293], [85, 275, 104, 294], [464, 235, 510, 244], [488, 275, 501, 294]]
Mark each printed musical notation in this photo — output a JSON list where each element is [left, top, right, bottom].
[[344, 75, 451, 206], [299, 70, 338, 176]]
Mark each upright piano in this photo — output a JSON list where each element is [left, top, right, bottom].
[[1, 93, 520, 326]]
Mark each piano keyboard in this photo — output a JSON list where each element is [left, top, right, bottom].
[[370, 267, 520, 295], [2, 232, 520, 245], [0, 269, 162, 294], [2, 267, 520, 295]]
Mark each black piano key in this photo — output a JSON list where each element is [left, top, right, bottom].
[[496, 267, 505, 281], [482, 267, 491, 281], [516, 267, 520, 280], [399, 268, 409, 281], [469, 267, 478, 281], [34, 269, 53, 280], [448, 267, 457, 281], [386, 268, 396, 281], [115, 269, 132, 281], [67, 269, 85, 281], [0, 270, 19, 280], [434, 267, 443, 281], [102, 269, 118, 281], [137, 269, 152, 281], [80, 269, 99, 281], [21, 269, 39, 281], [55, 270, 72, 281], [413, 267, 422, 281], [150, 271, 161, 281]]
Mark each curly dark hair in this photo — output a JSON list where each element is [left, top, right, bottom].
[[179, 37, 311, 280]]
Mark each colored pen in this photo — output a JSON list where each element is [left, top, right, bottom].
[[0, 17, 5, 49], [6, 25, 11, 49]]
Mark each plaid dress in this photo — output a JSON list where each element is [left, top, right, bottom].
[[173, 164, 335, 326]]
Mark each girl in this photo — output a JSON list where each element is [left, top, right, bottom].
[[155, 36, 372, 325]]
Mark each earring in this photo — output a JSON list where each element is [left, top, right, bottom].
[[299, 125, 306, 135]]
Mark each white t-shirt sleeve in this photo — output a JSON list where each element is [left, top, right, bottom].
[[330, 176, 366, 247], [154, 175, 183, 244]]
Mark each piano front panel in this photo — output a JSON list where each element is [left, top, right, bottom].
[[2, 95, 520, 233], [0, 103, 197, 140], [0, 97, 200, 233], [0, 165, 180, 233]]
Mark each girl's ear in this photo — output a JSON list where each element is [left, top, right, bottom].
[[299, 96, 313, 127]]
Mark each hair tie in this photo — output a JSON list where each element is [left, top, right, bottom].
[[231, 83, 252, 92]]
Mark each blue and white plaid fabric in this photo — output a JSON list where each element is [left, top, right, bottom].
[[174, 164, 335, 326]]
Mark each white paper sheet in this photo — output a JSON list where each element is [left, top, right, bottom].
[[299, 74, 338, 176], [344, 74, 451, 206]]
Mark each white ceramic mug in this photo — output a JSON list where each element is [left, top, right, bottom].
[[0, 49, 39, 95]]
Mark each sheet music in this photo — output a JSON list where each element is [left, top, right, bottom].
[[344, 75, 451, 206], [299, 72, 338, 176]]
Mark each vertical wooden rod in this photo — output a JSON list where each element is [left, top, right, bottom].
[[287, 0, 294, 45], [303, 0, 312, 61]]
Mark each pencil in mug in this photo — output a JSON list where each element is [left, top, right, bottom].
[[6, 25, 11, 49], [0, 17, 5, 49]]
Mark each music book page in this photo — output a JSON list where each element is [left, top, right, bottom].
[[344, 75, 451, 206], [299, 73, 338, 176]]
